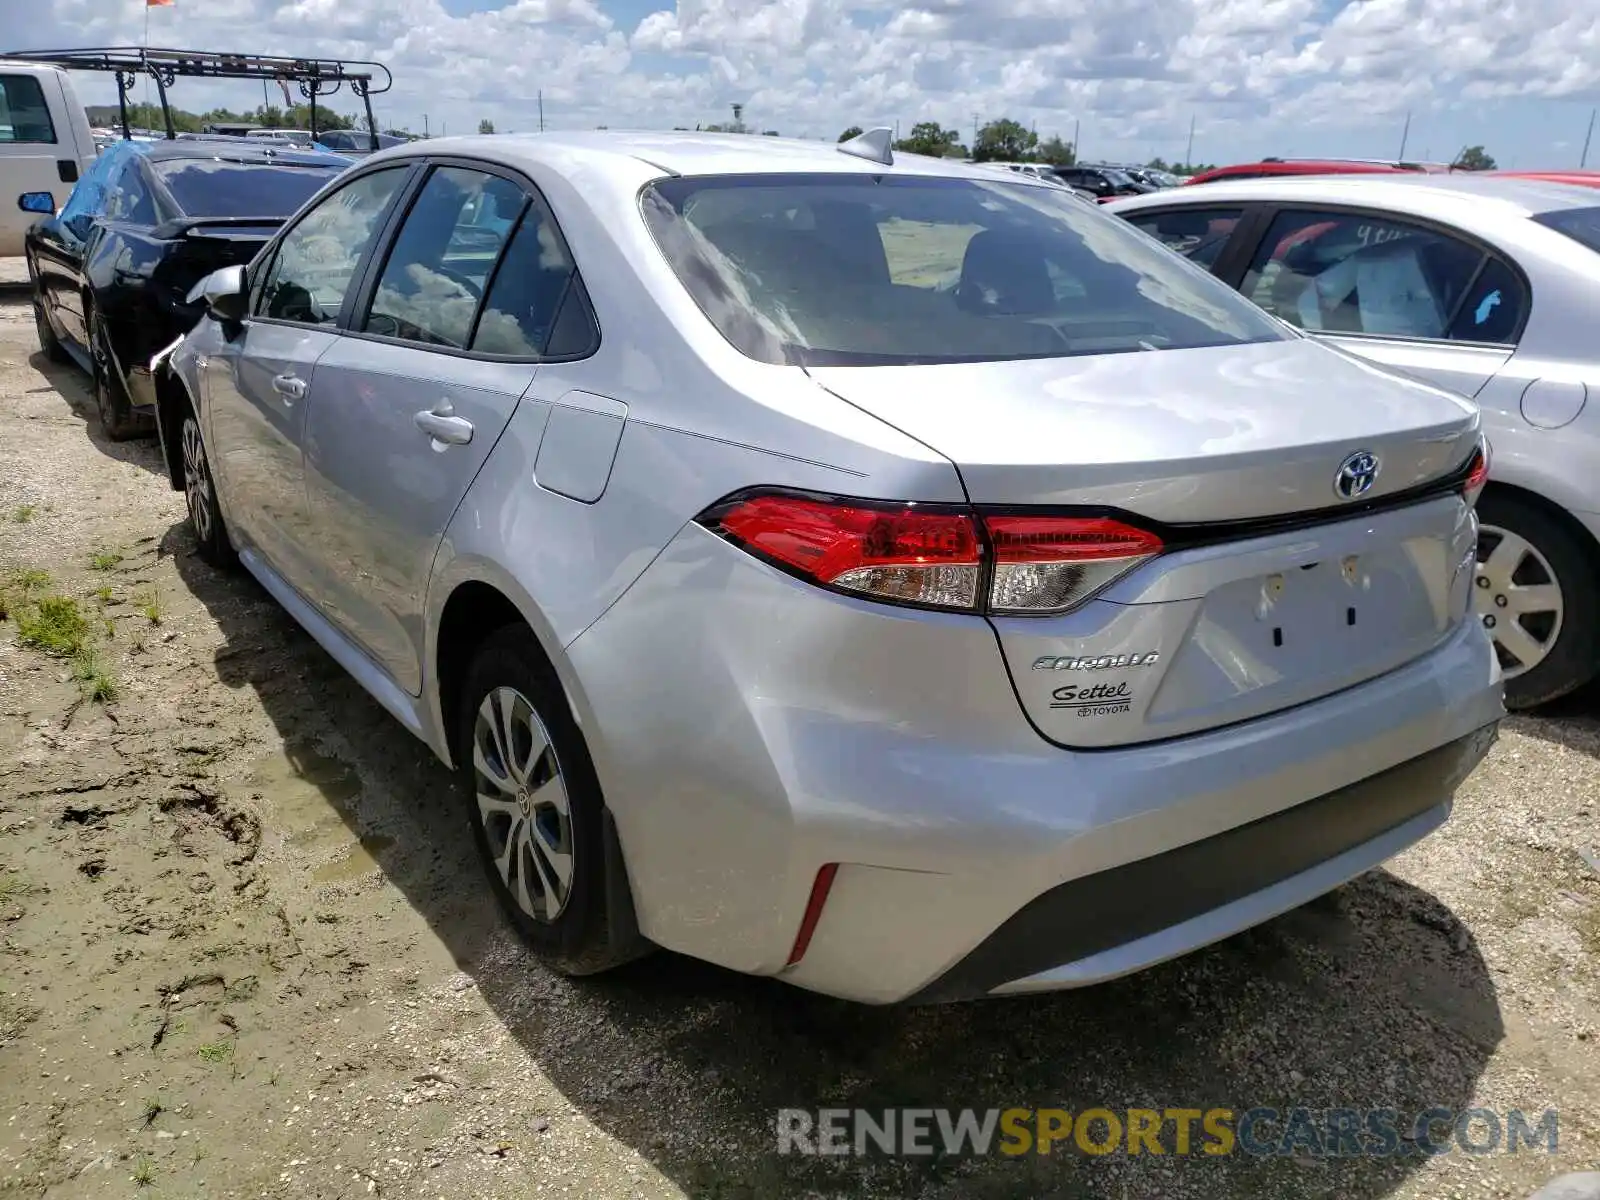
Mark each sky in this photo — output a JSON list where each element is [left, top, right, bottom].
[[8, 0, 1600, 168]]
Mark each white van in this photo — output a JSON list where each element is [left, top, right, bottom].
[[1, 62, 97, 258]]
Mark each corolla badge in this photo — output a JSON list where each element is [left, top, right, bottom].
[[1334, 450, 1380, 500]]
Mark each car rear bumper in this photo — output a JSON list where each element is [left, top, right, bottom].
[[910, 725, 1493, 1002], [568, 524, 1505, 1004]]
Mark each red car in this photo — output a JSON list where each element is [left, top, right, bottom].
[[1490, 170, 1600, 189], [1183, 158, 1429, 186]]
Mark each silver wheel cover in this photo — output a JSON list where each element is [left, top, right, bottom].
[[1475, 523, 1564, 679], [472, 686, 574, 923]]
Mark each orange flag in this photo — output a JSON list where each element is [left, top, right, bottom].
[[147, 0, 174, 7]]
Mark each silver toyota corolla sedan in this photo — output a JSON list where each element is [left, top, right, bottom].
[[151, 130, 1501, 1004], [1109, 175, 1600, 710]]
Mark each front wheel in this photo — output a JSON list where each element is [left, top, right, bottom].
[[456, 625, 645, 976], [1474, 490, 1600, 709], [31, 278, 68, 364], [180, 409, 236, 568]]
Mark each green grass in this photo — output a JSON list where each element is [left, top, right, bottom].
[[9, 569, 50, 591], [197, 1041, 232, 1064], [14, 595, 89, 656], [9, 504, 36, 524], [137, 587, 163, 626], [0, 875, 33, 905], [93, 584, 113, 605], [71, 649, 118, 703], [132, 1156, 155, 1186], [89, 549, 123, 571], [0, 569, 52, 621]]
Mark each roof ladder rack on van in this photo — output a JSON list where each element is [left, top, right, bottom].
[[0, 47, 393, 152]]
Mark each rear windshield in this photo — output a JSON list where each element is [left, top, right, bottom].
[[1532, 206, 1600, 256], [641, 173, 1288, 366], [153, 159, 344, 219]]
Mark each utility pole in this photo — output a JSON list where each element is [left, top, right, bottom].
[[1184, 113, 1194, 168], [1397, 110, 1411, 160], [1073, 117, 1080, 162], [423, 113, 429, 138], [1582, 108, 1596, 168], [972, 112, 980, 150], [538, 90, 544, 133]]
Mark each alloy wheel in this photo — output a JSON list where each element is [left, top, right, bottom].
[[1475, 523, 1564, 679], [471, 686, 574, 923], [181, 417, 214, 546], [32, 291, 52, 347]]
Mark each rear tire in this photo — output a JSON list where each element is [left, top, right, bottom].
[[456, 624, 645, 976], [89, 307, 153, 442], [1475, 490, 1600, 709], [179, 407, 237, 569]]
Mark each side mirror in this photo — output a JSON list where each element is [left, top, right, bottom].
[[190, 264, 248, 324], [18, 191, 55, 215]]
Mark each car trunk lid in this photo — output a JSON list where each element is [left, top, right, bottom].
[[807, 337, 1484, 746]]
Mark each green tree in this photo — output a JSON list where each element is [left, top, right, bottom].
[[1454, 145, 1497, 171], [478, 118, 496, 134], [972, 118, 1037, 162], [894, 120, 961, 157], [837, 125, 864, 142], [1036, 134, 1075, 165]]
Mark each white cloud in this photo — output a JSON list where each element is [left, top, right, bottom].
[[19, 0, 1600, 164]]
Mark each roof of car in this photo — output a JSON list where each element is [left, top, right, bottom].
[[369, 129, 1060, 183], [125, 139, 350, 169], [1107, 173, 1600, 220]]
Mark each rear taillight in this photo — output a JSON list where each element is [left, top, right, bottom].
[[710, 493, 983, 609], [1463, 440, 1490, 506], [700, 491, 1162, 615], [986, 514, 1163, 613]]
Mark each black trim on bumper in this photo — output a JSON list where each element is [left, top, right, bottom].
[[908, 724, 1499, 1004]]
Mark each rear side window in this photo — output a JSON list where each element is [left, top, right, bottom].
[[641, 173, 1287, 366], [152, 160, 345, 218], [103, 160, 158, 225], [0, 75, 57, 145], [1123, 208, 1245, 270], [362, 167, 527, 348], [1240, 209, 1526, 344], [472, 203, 594, 357]]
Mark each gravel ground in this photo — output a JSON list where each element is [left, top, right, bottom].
[[0, 254, 1598, 1199]]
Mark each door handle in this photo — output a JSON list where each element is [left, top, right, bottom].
[[271, 373, 307, 401], [414, 400, 474, 447]]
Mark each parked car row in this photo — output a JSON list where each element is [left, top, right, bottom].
[[1110, 173, 1600, 710]]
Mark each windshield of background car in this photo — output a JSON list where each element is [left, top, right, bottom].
[[153, 159, 344, 218], [1532, 206, 1600, 256], [640, 173, 1290, 366]]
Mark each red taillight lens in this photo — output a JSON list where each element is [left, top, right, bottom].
[[703, 492, 1164, 615], [1463, 440, 1490, 505], [710, 493, 983, 610], [985, 515, 1163, 613]]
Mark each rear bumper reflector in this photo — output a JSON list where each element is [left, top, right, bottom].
[[786, 863, 839, 967]]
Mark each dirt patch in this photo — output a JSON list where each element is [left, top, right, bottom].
[[1, 257, 1599, 1198]]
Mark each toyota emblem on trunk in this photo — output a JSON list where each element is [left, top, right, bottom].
[[1334, 450, 1380, 500]]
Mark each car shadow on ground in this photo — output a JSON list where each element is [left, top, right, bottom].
[[25, 348, 167, 477], [1508, 682, 1600, 759], [165, 522, 1507, 1199]]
